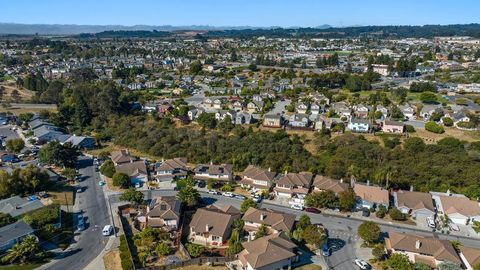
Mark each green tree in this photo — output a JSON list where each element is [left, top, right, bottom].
[[176, 185, 199, 207], [338, 189, 356, 211], [414, 262, 432, 270], [357, 221, 380, 244], [186, 243, 204, 257], [100, 159, 116, 178], [372, 243, 386, 261], [197, 113, 217, 129], [240, 198, 257, 213], [1, 235, 43, 264], [438, 262, 462, 270], [38, 141, 79, 168], [119, 188, 144, 204], [419, 91, 438, 104], [112, 172, 130, 189], [389, 208, 406, 221], [0, 212, 15, 227], [255, 224, 269, 239], [190, 60, 202, 74], [387, 253, 414, 270], [301, 225, 326, 247], [442, 117, 453, 127], [305, 190, 338, 209], [425, 121, 445, 134], [6, 138, 25, 153], [297, 214, 312, 230], [155, 241, 171, 256], [376, 205, 387, 218], [62, 167, 77, 180]]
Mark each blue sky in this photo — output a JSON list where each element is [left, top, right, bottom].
[[2, 0, 479, 27]]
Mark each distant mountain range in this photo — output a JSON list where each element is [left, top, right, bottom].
[[0, 23, 333, 35]]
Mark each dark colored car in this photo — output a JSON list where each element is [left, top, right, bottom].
[[197, 180, 206, 188], [362, 208, 370, 217], [321, 243, 331, 257], [305, 207, 321, 214]]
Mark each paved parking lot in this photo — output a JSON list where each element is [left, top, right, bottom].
[[0, 125, 19, 142]]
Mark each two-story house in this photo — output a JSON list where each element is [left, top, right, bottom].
[[240, 165, 277, 192], [194, 163, 233, 182], [143, 196, 181, 231], [242, 208, 296, 241], [154, 158, 189, 182], [274, 172, 313, 197]]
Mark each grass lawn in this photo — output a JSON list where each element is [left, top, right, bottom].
[[0, 263, 46, 270], [47, 186, 74, 205], [103, 249, 122, 270], [294, 264, 323, 270]]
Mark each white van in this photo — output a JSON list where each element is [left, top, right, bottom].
[[102, 225, 113, 236]]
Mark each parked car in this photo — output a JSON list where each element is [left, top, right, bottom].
[[426, 217, 436, 228], [77, 217, 85, 231], [251, 195, 262, 203], [354, 259, 370, 269], [197, 180, 206, 188], [207, 189, 219, 195], [449, 223, 460, 231], [321, 243, 331, 257], [222, 192, 234, 197], [361, 208, 370, 217], [235, 195, 246, 200], [305, 207, 321, 214], [291, 204, 304, 210], [102, 225, 113, 236], [76, 186, 83, 193]]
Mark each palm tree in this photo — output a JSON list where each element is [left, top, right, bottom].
[[2, 235, 40, 264]]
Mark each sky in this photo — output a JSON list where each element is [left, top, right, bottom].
[[1, 0, 480, 27]]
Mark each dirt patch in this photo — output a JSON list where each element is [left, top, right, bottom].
[[47, 190, 74, 205], [412, 127, 480, 143], [103, 249, 122, 270], [0, 81, 36, 102], [294, 264, 323, 270]]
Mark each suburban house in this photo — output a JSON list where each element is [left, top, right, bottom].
[[393, 190, 435, 219], [353, 182, 390, 209], [288, 114, 310, 129], [142, 196, 181, 231], [295, 103, 308, 114], [154, 158, 189, 182], [347, 118, 371, 133], [263, 114, 283, 128], [236, 233, 298, 270], [0, 196, 45, 217], [376, 105, 389, 119], [115, 160, 149, 186], [111, 149, 136, 166], [431, 191, 480, 225], [385, 231, 461, 268], [310, 103, 322, 115], [0, 220, 36, 252], [189, 205, 241, 247], [312, 176, 349, 194], [459, 246, 480, 270], [382, 120, 405, 134], [353, 104, 370, 118], [273, 172, 313, 197], [235, 112, 252, 125], [193, 163, 233, 182], [240, 165, 277, 192], [399, 105, 415, 120], [242, 208, 295, 241], [61, 135, 96, 149], [247, 100, 264, 112], [331, 102, 351, 118]]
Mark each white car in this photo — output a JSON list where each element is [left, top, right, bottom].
[[426, 217, 436, 228], [291, 204, 304, 210], [449, 223, 460, 231], [222, 192, 234, 197], [102, 225, 113, 236], [354, 259, 370, 269], [207, 189, 219, 195], [251, 196, 262, 203]]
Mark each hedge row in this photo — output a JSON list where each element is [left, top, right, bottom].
[[119, 235, 134, 270]]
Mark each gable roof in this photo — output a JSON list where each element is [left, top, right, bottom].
[[157, 158, 188, 171], [242, 165, 277, 182], [353, 183, 389, 205], [0, 196, 45, 217], [194, 164, 233, 176], [147, 196, 181, 221], [276, 172, 313, 188], [111, 149, 136, 164], [386, 231, 461, 264], [313, 175, 349, 194], [189, 205, 240, 239], [242, 208, 295, 232], [439, 195, 480, 217], [239, 232, 296, 269], [459, 246, 480, 268], [115, 161, 148, 177], [395, 190, 434, 212], [0, 220, 34, 249]]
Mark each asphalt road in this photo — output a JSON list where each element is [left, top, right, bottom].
[[48, 156, 110, 270], [110, 189, 480, 270]]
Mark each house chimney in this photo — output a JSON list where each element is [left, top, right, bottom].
[[260, 214, 266, 221], [268, 167, 271, 172], [415, 240, 421, 249], [205, 224, 210, 232], [367, 180, 370, 186], [161, 157, 164, 163], [210, 160, 213, 165], [446, 189, 451, 196], [410, 185, 414, 192], [285, 170, 288, 175], [340, 178, 343, 183]]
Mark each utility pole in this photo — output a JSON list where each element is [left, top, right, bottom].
[[107, 195, 117, 237]]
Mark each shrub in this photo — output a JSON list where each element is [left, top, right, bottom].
[[425, 121, 445, 134], [100, 159, 116, 178], [119, 235, 134, 270], [186, 243, 204, 257], [405, 124, 415, 133], [112, 172, 130, 188], [442, 117, 453, 127], [389, 208, 406, 221]]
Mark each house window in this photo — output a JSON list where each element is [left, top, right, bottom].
[[212, 235, 220, 242]]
